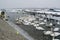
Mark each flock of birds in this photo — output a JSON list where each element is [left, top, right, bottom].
[[15, 13, 60, 40]]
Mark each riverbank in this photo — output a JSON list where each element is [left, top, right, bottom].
[[0, 19, 26, 40]]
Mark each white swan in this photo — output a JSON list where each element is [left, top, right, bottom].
[[16, 18, 19, 21], [23, 20, 31, 25], [57, 22, 60, 25], [36, 26, 45, 30], [44, 20, 47, 22], [39, 22, 45, 25], [33, 24, 39, 27], [30, 23, 35, 25], [54, 28, 60, 31], [49, 23, 53, 26], [39, 18, 44, 21], [44, 31, 52, 35], [50, 32, 60, 36], [53, 39, 59, 40]]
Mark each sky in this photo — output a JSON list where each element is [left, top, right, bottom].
[[0, 0, 60, 9]]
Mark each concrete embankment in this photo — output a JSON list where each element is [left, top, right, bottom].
[[0, 19, 26, 40], [7, 21, 35, 40]]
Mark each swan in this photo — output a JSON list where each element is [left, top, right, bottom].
[[50, 32, 60, 36], [39, 22, 45, 25], [44, 31, 52, 35], [53, 39, 59, 40], [33, 24, 39, 27], [49, 23, 53, 26], [57, 22, 60, 25], [54, 28, 60, 31], [36, 26, 45, 30], [44, 19, 47, 22]]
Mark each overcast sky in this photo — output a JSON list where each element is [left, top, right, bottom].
[[0, 0, 60, 9]]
